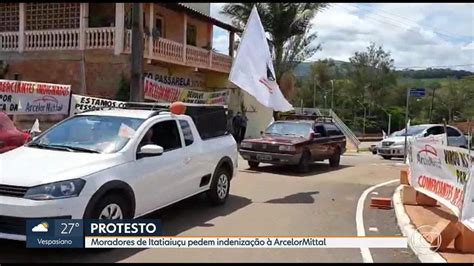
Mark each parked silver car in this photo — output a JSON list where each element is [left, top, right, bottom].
[[375, 124, 468, 160]]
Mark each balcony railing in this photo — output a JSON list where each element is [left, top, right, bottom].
[[0, 32, 19, 51], [86, 27, 114, 49], [211, 52, 233, 72], [25, 29, 79, 50], [124, 30, 231, 73], [153, 38, 184, 64], [0, 28, 232, 73]]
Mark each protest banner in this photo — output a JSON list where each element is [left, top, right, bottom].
[[0, 79, 71, 115], [408, 142, 471, 217], [143, 72, 206, 89], [69, 94, 127, 115], [179, 89, 230, 105], [461, 166, 474, 231], [144, 78, 182, 103], [406, 133, 448, 165], [144, 78, 230, 105]]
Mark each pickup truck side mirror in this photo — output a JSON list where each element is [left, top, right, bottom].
[[310, 132, 321, 139], [138, 144, 164, 159]]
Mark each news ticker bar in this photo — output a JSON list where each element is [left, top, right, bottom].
[[24, 219, 407, 249], [85, 237, 407, 249]]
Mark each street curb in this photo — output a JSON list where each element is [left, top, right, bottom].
[[392, 185, 447, 263]]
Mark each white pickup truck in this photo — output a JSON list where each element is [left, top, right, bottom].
[[0, 107, 238, 240]]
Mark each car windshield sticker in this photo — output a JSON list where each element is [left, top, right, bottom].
[[118, 123, 136, 138]]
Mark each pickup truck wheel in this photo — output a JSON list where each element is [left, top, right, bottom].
[[329, 151, 341, 167], [248, 161, 259, 168], [86, 193, 132, 219], [297, 151, 311, 173], [207, 168, 231, 205]]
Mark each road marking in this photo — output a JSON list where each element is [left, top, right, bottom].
[[356, 179, 398, 263], [371, 192, 379, 195], [369, 227, 379, 232]]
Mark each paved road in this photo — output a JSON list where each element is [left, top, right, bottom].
[[0, 152, 418, 263]]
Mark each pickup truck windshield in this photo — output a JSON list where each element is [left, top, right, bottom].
[[399, 125, 429, 136], [28, 115, 144, 154], [265, 122, 311, 137]]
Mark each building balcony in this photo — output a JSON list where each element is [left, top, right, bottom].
[[124, 30, 232, 73], [0, 27, 232, 73]]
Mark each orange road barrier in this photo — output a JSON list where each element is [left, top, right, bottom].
[[454, 223, 474, 253], [429, 219, 460, 252], [370, 197, 393, 209], [399, 169, 474, 254], [401, 185, 418, 205], [416, 192, 438, 207], [400, 169, 409, 185]]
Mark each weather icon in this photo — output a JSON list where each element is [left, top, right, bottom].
[[32, 222, 49, 233]]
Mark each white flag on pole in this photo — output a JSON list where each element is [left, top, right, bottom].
[[228, 6, 293, 112], [30, 119, 41, 133]]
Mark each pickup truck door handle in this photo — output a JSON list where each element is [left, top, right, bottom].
[[184, 157, 192, 164]]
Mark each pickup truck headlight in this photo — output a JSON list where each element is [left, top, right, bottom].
[[279, 145, 296, 152], [392, 141, 405, 146], [240, 142, 252, 149], [24, 179, 86, 200]]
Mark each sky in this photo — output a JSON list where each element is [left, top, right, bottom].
[[210, 3, 474, 71]]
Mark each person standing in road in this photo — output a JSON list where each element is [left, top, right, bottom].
[[232, 112, 243, 144], [240, 112, 248, 143]]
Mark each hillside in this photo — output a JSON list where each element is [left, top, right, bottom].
[[294, 60, 473, 80]]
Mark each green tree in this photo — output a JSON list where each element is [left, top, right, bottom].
[[348, 42, 397, 115], [221, 3, 328, 97], [436, 77, 474, 123]]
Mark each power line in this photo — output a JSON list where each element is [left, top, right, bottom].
[[394, 63, 474, 69], [355, 3, 473, 39], [335, 3, 471, 41], [333, 4, 425, 35], [327, 4, 474, 71]]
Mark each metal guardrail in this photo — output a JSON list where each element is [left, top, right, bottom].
[[328, 109, 361, 149]]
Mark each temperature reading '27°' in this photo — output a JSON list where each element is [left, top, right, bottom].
[[60, 222, 80, 235]]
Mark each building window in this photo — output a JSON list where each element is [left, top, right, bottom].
[[0, 3, 19, 32], [26, 3, 80, 31], [88, 3, 115, 28], [186, 24, 196, 46], [179, 120, 194, 146], [153, 15, 164, 38], [13, 73, 21, 80]]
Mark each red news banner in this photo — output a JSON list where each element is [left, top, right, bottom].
[[143, 77, 230, 105], [0, 79, 71, 115], [408, 142, 474, 230]]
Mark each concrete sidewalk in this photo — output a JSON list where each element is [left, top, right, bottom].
[[404, 202, 474, 262]]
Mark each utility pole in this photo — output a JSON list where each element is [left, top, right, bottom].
[[468, 118, 472, 152], [130, 3, 143, 102], [429, 87, 436, 123], [332, 81, 335, 110], [388, 113, 392, 136], [363, 105, 366, 138], [324, 91, 327, 109], [404, 88, 410, 162], [313, 75, 316, 108]]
